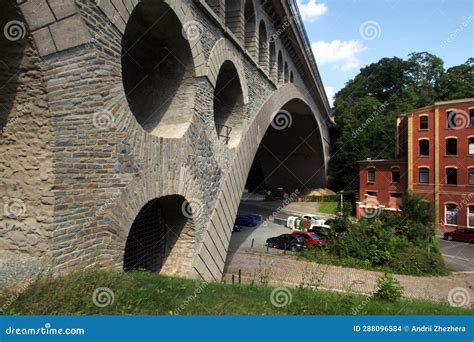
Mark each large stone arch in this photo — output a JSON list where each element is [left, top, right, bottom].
[[95, 166, 208, 278], [194, 84, 328, 280], [207, 38, 249, 104]]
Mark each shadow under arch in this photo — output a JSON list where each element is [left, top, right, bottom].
[[246, 98, 326, 194], [0, 3, 28, 131], [123, 194, 195, 274]]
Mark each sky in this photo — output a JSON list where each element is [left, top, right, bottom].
[[296, 0, 474, 105]]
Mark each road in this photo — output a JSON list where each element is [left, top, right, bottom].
[[437, 238, 474, 272]]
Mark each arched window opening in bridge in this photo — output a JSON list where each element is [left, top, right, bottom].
[[121, 1, 195, 138], [244, 0, 257, 57], [258, 20, 269, 72], [290, 71, 294, 83], [213, 61, 245, 147], [277, 51, 283, 85], [269, 41, 276, 83], [124, 195, 195, 275], [284, 62, 289, 83], [225, 0, 243, 40]]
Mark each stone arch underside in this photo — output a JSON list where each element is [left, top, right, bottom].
[[195, 84, 329, 280]]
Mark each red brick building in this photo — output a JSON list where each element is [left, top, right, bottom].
[[356, 98, 474, 231]]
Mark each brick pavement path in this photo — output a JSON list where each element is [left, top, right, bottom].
[[223, 250, 474, 306]]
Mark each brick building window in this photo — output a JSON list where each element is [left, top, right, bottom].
[[367, 168, 375, 182], [469, 206, 474, 227], [445, 204, 458, 225], [419, 139, 429, 156], [419, 116, 428, 130], [446, 168, 457, 185], [470, 109, 474, 127], [446, 138, 457, 156], [469, 138, 474, 155], [419, 167, 429, 184], [469, 169, 474, 185], [447, 111, 457, 129], [391, 167, 400, 183]]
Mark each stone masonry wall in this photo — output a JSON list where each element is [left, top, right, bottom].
[[1, 0, 330, 281]]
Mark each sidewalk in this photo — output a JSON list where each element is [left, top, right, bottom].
[[223, 250, 474, 305]]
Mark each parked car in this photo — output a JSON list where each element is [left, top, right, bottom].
[[266, 234, 306, 251], [235, 215, 258, 227], [309, 225, 332, 238], [287, 214, 325, 230], [291, 231, 327, 247], [443, 229, 474, 242]]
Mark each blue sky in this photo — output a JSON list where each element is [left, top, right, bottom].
[[296, 0, 474, 105]]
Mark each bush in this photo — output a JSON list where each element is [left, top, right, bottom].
[[388, 247, 448, 276], [373, 273, 404, 302]]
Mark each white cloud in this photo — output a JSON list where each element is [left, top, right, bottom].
[[296, 0, 328, 22], [311, 40, 367, 71], [324, 86, 335, 106]]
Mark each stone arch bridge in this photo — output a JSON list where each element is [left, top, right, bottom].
[[0, 0, 332, 281]]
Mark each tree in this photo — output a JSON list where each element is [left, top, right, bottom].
[[438, 58, 474, 100], [330, 52, 471, 191]]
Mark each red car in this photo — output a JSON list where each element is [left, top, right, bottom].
[[443, 228, 474, 243], [291, 231, 327, 247]]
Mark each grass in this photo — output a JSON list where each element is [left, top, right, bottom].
[[0, 270, 471, 315], [317, 201, 339, 214]]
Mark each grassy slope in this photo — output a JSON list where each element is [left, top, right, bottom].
[[0, 271, 471, 315], [317, 202, 338, 214]]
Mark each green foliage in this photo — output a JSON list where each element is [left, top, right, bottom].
[[373, 273, 404, 302], [330, 53, 474, 191], [1, 270, 471, 315], [304, 194, 448, 276]]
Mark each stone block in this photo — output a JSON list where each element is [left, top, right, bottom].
[[31, 27, 57, 57], [49, 14, 91, 52], [47, 0, 78, 20], [20, 0, 56, 30]]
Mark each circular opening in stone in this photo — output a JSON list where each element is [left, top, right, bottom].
[[121, 1, 195, 138]]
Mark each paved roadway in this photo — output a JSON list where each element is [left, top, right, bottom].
[[231, 199, 474, 272]]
